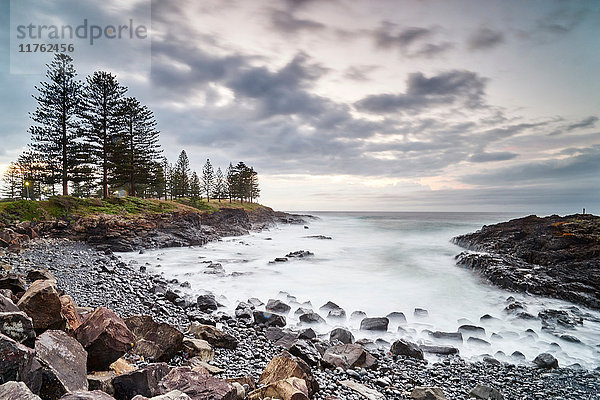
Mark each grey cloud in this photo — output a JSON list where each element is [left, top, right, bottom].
[[566, 116, 598, 132], [270, 9, 325, 33], [537, 8, 586, 35], [468, 27, 505, 50], [344, 65, 380, 81], [374, 22, 432, 48], [469, 151, 518, 163], [355, 70, 487, 113]]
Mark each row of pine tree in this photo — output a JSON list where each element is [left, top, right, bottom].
[[2, 54, 260, 203]]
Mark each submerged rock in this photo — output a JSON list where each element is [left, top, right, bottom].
[[329, 327, 354, 344], [533, 353, 558, 369], [359, 317, 389, 331], [390, 339, 424, 360]]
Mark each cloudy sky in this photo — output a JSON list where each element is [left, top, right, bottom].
[[1, 0, 599, 213]]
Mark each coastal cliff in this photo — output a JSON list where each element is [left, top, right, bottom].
[[453, 214, 600, 309]]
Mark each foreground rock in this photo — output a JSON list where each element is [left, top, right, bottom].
[[113, 363, 170, 400], [125, 315, 183, 362], [322, 344, 377, 370], [34, 330, 89, 397], [0, 311, 36, 343], [158, 366, 237, 400], [187, 323, 238, 349], [75, 307, 135, 371], [249, 377, 308, 400], [59, 391, 116, 399], [0, 381, 42, 400], [17, 279, 64, 331], [453, 214, 600, 309], [258, 351, 318, 397], [390, 339, 424, 360], [0, 332, 36, 382]]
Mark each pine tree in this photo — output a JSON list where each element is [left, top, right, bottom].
[[172, 150, 190, 198], [28, 53, 83, 196], [226, 163, 235, 203], [160, 157, 173, 200], [80, 71, 127, 198], [2, 163, 22, 200], [249, 167, 260, 203], [17, 151, 42, 200], [201, 159, 215, 201], [214, 167, 224, 202], [113, 97, 162, 197], [190, 171, 201, 200]]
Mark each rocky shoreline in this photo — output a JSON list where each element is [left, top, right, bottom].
[[1, 238, 599, 400], [452, 214, 600, 310]]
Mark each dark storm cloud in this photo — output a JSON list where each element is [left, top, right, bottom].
[[355, 70, 487, 113], [270, 9, 325, 33], [566, 116, 598, 132], [468, 27, 505, 50], [469, 151, 518, 163]]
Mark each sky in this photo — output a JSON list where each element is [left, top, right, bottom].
[[0, 0, 599, 213]]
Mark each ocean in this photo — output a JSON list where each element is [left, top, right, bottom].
[[120, 212, 600, 370]]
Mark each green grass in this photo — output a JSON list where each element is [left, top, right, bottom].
[[0, 196, 271, 223]]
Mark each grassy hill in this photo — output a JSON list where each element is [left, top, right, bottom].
[[0, 196, 269, 224]]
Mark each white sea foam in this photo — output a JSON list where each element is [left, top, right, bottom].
[[119, 212, 600, 369]]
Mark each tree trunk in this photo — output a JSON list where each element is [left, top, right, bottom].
[[62, 108, 69, 196]]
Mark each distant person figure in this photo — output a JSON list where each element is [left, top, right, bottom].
[[583, 208, 586, 214]]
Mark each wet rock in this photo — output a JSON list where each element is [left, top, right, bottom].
[[0, 293, 19, 312], [183, 339, 214, 361], [289, 339, 321, 366], [458, 325, 486, 336], [113, 363, 170, 400], [26, 269, 56, 282], [158, 366, 236, 400], [258, 351, 318, 397], [88, 371, 116, 395], [266, 299, 291, 315], [298, 328, 316, 340], [350, 311, 367, 321], [0, 311, 35, 343], [187, 358, 224, 375], [467, 337, 491, 346], [411, 386, 446, 400], [196, 294, 218, 313], [533, 353, 558, 369], [414, 308, 429, 318], [0, 273, 26, 294], [386, 312, 407, 324], [247, 298, 263, 307], [327, 308, 346, 320], [125, 315, 183, 361], [0, 332, 36, 382], [560, 334, 581, 343], [61, 295, 83, 333], [74, 307, 135, 372], [339, 380, 385, 400], [420, 345, 459, 355], [390, 339, 424, 360], [0, 381, 42, 400], [187, 323, 238, 349], [359, 317, 389, 331], [33, 330, 89, 398], [430, 331, 463, 341], [319, 301, 342, 312], [59, 391, 116, 400], [539, 309, 583, 331], [469, 384, 504, 400], [285, 250, 314, 258], [132, 391, 192, 399], [253, 310, 286, 327], [329, 327, 354, 344], [299, 312, 325, 325], [17, 279, 64, 331], [248, 377, 308, 400], [322, 343, 377, 370]]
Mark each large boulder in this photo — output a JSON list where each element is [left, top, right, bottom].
[[59, 391, 116, 399], [196, 294, 218, 313], [298, 312, 325, 325], [253, 310, 286, 327], [390, 339, 424, 360], [469, 384, 503, 400], [329, 328, 354, 344], [0, 293, 20, 312], [411, 387, 446, 400], [359, 317, 389, 331], [533, 353, 558, 369], [248, 377, 308, 400], [259, 351, 318, 397], [289, 339, 321, 366], [0, 311, 36, 343], [113, 363, 170, 400], [182, 339, 214, 361], [0, 332, 36, 382], [0, 273, 26, 294], [0, 381, 42, 400], [33, 330, 89, 398], [158, 366, 237, 400], [88, 371, 116, 395], [17, 279, 64, 331], [187, 323, 238, 349], [75, 307, 135, 372], [322, 343, 377, 370], [266, 299, 291, 314], [125, 315, 184, 361]]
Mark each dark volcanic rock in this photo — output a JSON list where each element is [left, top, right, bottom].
[[59, 391, 116, 400], [196, 294, 218, 313], [266, 299, 291, 314], [420, 345, 459, 355], [0, 273, 26, 294], [0, 311, 35, 343], [158, 366, 236, 400], [125, 315, 184, 361], [113, 362, 170, 400], [0, 293, 19, 312], [0, 381, 41, 400], [0, 332, 36, 382], [329, 327, 354, 344], [289, 339, 321, 366], [299, 312, 325, 325], [74, 307, 135, 372], [322, 343, 377, 370], [187, 323, 238, 349], [359, 317, 389, 331], [453, 214, 600, 309], [390, 339, 424, 360], [17, 279, 64, 331], [533, 353, 558, 369], [252, 310, 286, 327]]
